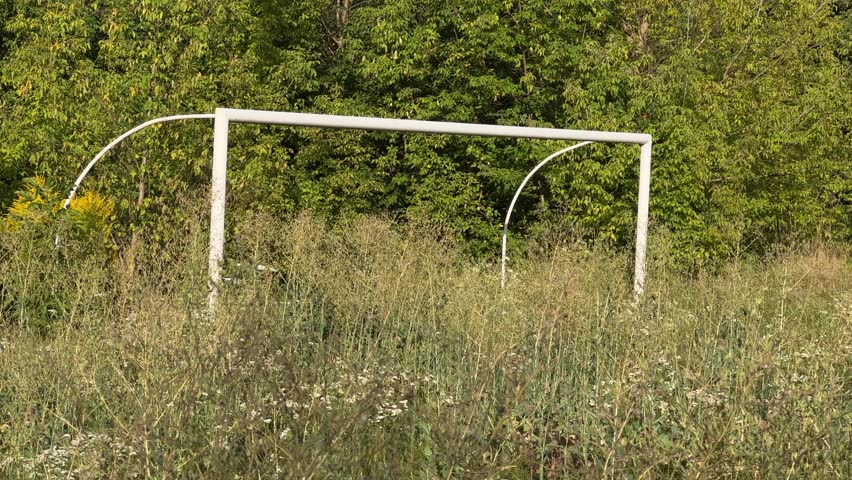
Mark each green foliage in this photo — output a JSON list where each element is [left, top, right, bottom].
[[0, 0, 291, 244], [0, 0, 849, 262], [628, 0, 852, 264]]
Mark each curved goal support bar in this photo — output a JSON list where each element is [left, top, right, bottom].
[[500, 141, 593, 288], [60, 113, 215, 212]]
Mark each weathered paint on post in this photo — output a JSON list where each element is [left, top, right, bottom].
[[208, 110, 230, 310], [633, 140, 653, 297]]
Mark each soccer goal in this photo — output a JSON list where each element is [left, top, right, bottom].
[[63, 107, 653, 310]]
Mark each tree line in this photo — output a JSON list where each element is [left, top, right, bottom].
[[1, 0, 850, 265]]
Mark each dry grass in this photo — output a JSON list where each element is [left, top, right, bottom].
[[0, 213, 850, 478]]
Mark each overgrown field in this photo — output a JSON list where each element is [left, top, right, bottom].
[[1, 214, 850, 479]]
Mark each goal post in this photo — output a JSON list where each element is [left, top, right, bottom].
[[208, 108, 653, 308], [59, 107, 652, 312]]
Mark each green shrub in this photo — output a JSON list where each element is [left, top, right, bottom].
[[2, 176, 115, 250]]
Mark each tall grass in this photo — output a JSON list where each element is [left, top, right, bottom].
[[0, 212, 849, 478]]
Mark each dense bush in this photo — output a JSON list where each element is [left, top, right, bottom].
[[0, 0, 849, 263]]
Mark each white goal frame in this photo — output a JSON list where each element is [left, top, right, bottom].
[[209, 108, 652, 305], [61, 107, 653, 309]]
